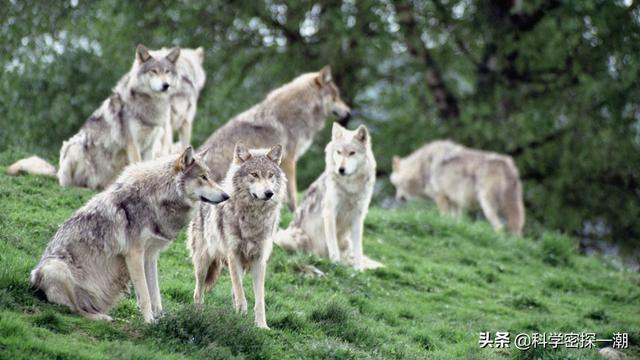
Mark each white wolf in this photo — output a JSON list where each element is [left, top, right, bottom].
[[275, 123, 383, 271], [7, 44, 180, 189], [30, 147, 229, 323], [188, 143, 286, 329], [391, 140, 525, 236]]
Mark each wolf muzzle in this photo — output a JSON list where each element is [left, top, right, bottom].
[[201, 193, 229, 205]]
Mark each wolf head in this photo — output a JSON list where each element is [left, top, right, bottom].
[[327, 123, 372, 177], [175, 147, 229, 205], [390, 155, 413, 202], [229, 143, 285, 202], [134, 44, 181, 95], [315, 66, 351, 124]]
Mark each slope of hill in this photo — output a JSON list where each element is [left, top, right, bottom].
[[0, 156, 638, 359]]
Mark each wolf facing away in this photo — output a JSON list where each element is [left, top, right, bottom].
[[30, 147, 229, 322], [150, 46, 206, 154], [390, 140, 525, 236], [7, 44, 181, 189], [275, 123, 383, 271], [197, 66, 351, 210], [188, 143, 285, 329]]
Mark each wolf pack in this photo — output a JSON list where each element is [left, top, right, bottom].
[[8, 44, 525, 329]]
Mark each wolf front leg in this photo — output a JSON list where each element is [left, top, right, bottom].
[[281, 154, 297, 211], [251, 260, 269, 329], [322, 194, 340, 262], [179, 118, 192, 150], [227, 253, 247, 314], [144, 250, 162, 318], [126, 139, 142, 164], [125, 249, 154, 323], [350, 213, 365, 271]]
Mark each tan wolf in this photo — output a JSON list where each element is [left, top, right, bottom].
[[390, 140, 525, 236], [7, 44, 181, 189], [197, 66, 351, 210], [275, 123, 383, 271], [150, 46, 206, 154], [30, 147, 229, 323], [188, 143, 285, 329]]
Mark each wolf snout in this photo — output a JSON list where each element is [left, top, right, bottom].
[[334, 110, 351, 124], [338, 167, 346, 175], [201, 192, 229, 205], [161, 83, 170, 92], [264, 190, 274, 199]]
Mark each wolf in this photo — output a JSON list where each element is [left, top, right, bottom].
[[30, 147, 229, 323], [390, 140, 525, 236], [197, 66, 351, 210], [7, 44, 180, 189], [150, 46, 206, 154], [188, 143, 285, 329], [274, 123, 383, 271]]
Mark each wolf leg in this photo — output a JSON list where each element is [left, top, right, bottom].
[[144, 251, 162, 317], [126, 140, 142, 163], [179, 119, 192, 150], [125, 249, 154, 323], [281, 155, 297, 211], [227, 254, 247, 314], [350, 214, 365, 271], [478, 192, 504, 232], [251, 260, 269, 329], [322, 199, 340, 262]]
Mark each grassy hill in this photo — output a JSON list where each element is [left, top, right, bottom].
[[0, 154, 638, 359]]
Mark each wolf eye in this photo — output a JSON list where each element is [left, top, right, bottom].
[[349, 151, 355, 156], [151, 69, 159, 74], [268, 172, 274, 178], [336, 150, 342, 155], [251, 172, 259, 178], [200, 174, 208, 181]]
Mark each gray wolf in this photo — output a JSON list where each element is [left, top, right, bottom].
[[30, 147, 229, 323], [390, 140, 525, 236], [274, 123, 383, 271], [7, 44, 181, 189], [198, 66, 351, 210], [188, 143, 285, 329], [150, 46, 206, 154]]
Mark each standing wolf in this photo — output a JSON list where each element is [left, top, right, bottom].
[[188, 143, 285, 329], [30, 147, 229, 322], [275, 123, 382, 271], [390, 140, 525, 236], [198, 66, 351, 210], [150, 46, 206, 153], [7, 44, 180, 189]]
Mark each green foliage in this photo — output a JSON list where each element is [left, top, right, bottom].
[[1, 1, 639, 243], [0, 165, 639, 359]]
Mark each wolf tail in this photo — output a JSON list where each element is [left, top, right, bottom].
[[6, 156, 57, 178], [273, 226, 310, 253], [504, 178, 525, 236]]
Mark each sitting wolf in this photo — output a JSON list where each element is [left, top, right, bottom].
[[8, 44, 180, 189], [275, 123, 383, 271], [188, 143, 286, 329], [390, 140, 525, 236], [30, 147, 229, 322]]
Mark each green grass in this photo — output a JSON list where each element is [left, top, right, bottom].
[[0, 151, 639, 359]]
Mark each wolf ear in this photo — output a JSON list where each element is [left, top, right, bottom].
[[195, 47, 205, 62], [267, 144, 283, 165], [315, 65, 332, 87], [166, 47, 181, 64], [332, 122, 345, 140], [234, 143, 252, 164], [136, 44, 152, 63], [354, 125, 369, 144], [176, 146, 195, 171], [392, 155, 401, 171]]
